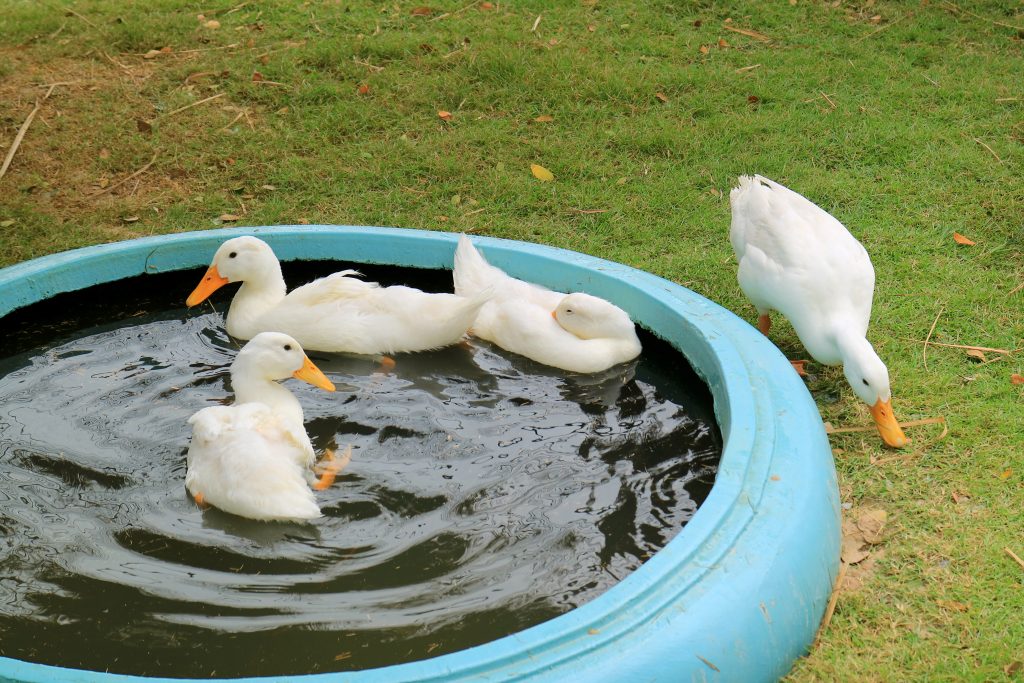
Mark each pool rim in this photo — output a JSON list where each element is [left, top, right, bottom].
[[0, 225, 840, 683]]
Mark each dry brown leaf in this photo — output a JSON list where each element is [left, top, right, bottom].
[[251, 71, 264, 82], [1011, 374, 1024, 385], [953, 231, 976, 245], [699, 44, 710, 54], [122, 216, 140, 223], [219, 213, 241, 222], [951, 491, 970, 504], [99, 148, 110, 159], [0, 219, 14, 228], [136, 118, 153, 134], [261, 184, 277, 191], [411, 6, 433, 15], [480, 2, 494, 9], [718, 38, 729, 47], [965, 348, 987, 362], [204, 19, 221, 29], [856, 508, 888, 544], [1005, 662, 1023, 676], [693, 19, 703, 27], [357, 83, 370, 95], [655, 92, 669, 103], [1000, 468, 1013, 480], [841, 536, 870, 565], [437, 110, 453, 121], [143, 49, 162, 59], [185, 71, 216, 83], [259, 54, 270, 64], [870, 14, 882, 24], [534, 114, 554, 122], [530, 164, 554, 182], [748, 94, 760, 104], [936, 599, 970, 612]]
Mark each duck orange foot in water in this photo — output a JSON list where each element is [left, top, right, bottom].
[[312, 445, 352, 491]]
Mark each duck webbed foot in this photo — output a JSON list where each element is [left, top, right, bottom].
[[312, 445, 353, 490]]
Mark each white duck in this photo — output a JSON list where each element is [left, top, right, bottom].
[[185, 332, 346, 522], [729, 174, 909, 448], [453, 235, 641, 374], [186, 236, 490, 355]]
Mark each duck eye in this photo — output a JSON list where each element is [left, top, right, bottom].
[[565, 309, 573, 314], [284, 344, 292, 351], [229, 251, 237, 258], [862, 379, 870, 386]]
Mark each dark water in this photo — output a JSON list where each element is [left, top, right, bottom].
[[0, 263, 721, 678]]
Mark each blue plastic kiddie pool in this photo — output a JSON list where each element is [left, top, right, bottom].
[[0, 226, 840, 682]]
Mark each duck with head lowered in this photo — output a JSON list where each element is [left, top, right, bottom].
[[185, 331, 346, 522], [186, 236, 491, 356], [729, 175, 909, 448], [453, 235, 641, 374]]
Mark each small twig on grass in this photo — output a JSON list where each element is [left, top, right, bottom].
[[722, 25, 772, 41], [102, 51, 135, 77], [0, 85, 56, 182], [973, 138, 1002, 163], [49, 21, 67, 39], [431, 0, 478, 22], [353, 57, 385, 72], [853, 13, 909, 43], [530, 14, 542, 32], [88, 150, 160, 197], [218, 111, 245, 132], [922, 305, 944, 370], [0, 103, 41, 182], [1005, 548, 1024, 572], [65, 6, 99, 28], [995, 97, 1019, 103], [941, 2, 1024, 32], [813, 561, 848, 648], [568, 208, 610, 215], [915, 339, 1012, 355], [155, 92, 225, 120], [820, 91, 837, 109], [735, 63, 762, 73], [1009, 281, 1024, 296], [443, 46, 467, 59]]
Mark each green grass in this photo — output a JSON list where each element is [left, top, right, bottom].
[[2, 0, 1023, 679]]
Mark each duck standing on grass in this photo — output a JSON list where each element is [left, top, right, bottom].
[[453, 235, 641, 374], [186, 236, 490, 356], [186, 332, 349, 522], [729, 175, 910, 448]]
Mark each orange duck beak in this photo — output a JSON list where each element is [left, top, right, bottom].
[[186, 265, 229, 307], [870, 398, 910, 449]]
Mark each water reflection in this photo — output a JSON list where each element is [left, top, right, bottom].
[[0, 267, 721, 677]]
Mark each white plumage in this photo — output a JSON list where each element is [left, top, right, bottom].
[[186, 236, 490, 355], [453, 235, 641, 374], [729, 174, 909, 448], [185, 332, 341, 522]]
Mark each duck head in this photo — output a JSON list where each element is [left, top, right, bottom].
[[235, 331, 335, 392], [841, 337, 909, 448], [552, 293, 635, 340], [186, 236, 282, 307]]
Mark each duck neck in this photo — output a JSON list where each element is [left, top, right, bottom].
[[226, 262, 287, 339], [230, 361, 304, 425]]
